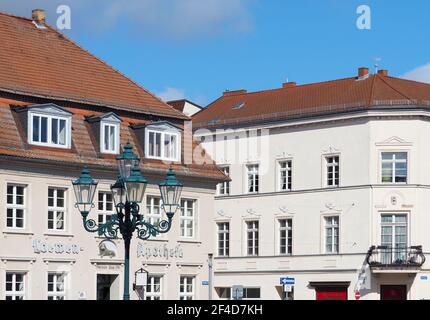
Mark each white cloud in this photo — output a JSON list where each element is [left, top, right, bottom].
[[0, 0, 254, 40], [157, 87, 185, 102], [402, 63, 430, 84]]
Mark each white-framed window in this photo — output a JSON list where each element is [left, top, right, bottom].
[[29, 113, 71, 148], [5, 272, 26, 300], [325, 156, 340, 187], [381, 152, 408, 183], [217, 222, 230, 257], [100, 122, 120, 154], [246, 220, 259, 256], [145, 127, 181, 162], [145, 275, 163, 300], [179, 276, 195, 300], [325, 216, 339, 254], [180, 199, 195, 238], [381, 214, 408, 264], [246, 164, 259, 193], [279, 219, 292, 255], [278, 160, 292, 191], [217, 166, 230, 196], [6, 184, 26, 229], [47, 273, 66, 300], [98, 191, 114, 224], [48, 187, 66, 231], [146, 196, 162, 226]]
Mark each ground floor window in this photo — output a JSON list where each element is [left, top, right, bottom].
[[179, 276, 195, 300], [243, 287, 261, 299], [216, 287, 261, 300], [47, 273, 66, 300], [5, 272, 25, 300], [145, 275, 162, 300]]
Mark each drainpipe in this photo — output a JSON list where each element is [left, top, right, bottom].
[[208, 253, 213, 300]]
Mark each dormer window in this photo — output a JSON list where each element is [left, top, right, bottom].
[[25, 104, 72, 148], [87, 112, 121, 155], [144, 122, 181, 162], [101, 122, 119, 154]]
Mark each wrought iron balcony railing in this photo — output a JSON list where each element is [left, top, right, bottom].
[[366, 245, 426, 268]]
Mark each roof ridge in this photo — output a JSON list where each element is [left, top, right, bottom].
[[39, 22, 188, 120], [0, 11, 33, 22], [225, 76, 359, 98]]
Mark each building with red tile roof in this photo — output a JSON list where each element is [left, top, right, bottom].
[[193, 67, 430, 129], [194, 67, 430, 300], [0, 9, 224, 301]]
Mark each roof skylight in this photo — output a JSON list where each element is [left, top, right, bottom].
[[232, 102, 245, 110]]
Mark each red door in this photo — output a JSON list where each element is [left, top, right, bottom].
[[316, 287, 348, 300], [380, 285, 407, 300]]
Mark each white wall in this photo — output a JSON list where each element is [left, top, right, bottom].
[[196, 113, 430, 300]]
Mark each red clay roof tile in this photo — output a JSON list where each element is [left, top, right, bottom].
[[193, 73, 430, 128], [0, 12, 188, 120]]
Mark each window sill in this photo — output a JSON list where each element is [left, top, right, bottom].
[[2, 230, 34, 236], [43, 232, 74, 238], [380, 182, 408, 185], [147, 237, 169, 242], [29, 142, 70, 150], [145, 156, 181, 162], [94, 235, 120, 240], [178, 239, 202, 244]]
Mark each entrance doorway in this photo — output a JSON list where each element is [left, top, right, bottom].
[[97, 274, 120, 300], [380, 285, 407, 300], [315, 286, 348, 300]]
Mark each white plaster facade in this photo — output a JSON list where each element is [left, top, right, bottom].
[[196, 110, 430, 300], [0, 162, 215, 300]]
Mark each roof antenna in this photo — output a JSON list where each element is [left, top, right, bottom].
[[373, 57, 382, 74]]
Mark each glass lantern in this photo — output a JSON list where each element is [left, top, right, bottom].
[[124, 165, 148, 203], [159, 168, 183, 217], [72, 166, 98, 216], [116, 142, 140, 180]]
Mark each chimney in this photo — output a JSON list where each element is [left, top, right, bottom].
[[223, 89, 247, 97], [358, 67, 369, 78], [282, 82, 297, 89], [377, 69, 388, 76], [32, 9, 46, 24]]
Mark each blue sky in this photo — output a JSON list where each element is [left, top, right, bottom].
[[2, 0, 430, 106]]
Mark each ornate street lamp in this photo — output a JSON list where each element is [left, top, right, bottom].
[[72, 143, 182, 300], [159, 168, 183, 219], [72, 166, 98, 218]]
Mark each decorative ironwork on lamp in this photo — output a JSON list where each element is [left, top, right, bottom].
[[72, 143, 182, 300]]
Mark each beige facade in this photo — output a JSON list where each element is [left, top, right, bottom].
[[0, 161, 216, 300], [196, 111, 430, 300]]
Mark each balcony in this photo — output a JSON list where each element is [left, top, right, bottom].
[[366, 245, 426, 272]]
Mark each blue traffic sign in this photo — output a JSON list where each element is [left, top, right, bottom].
[[280, 277, 295, 285]]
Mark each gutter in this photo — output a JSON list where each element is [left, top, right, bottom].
[[0, 154, 226, 183]]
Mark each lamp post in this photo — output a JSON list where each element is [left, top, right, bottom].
[[72, 142, 183, 300]]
